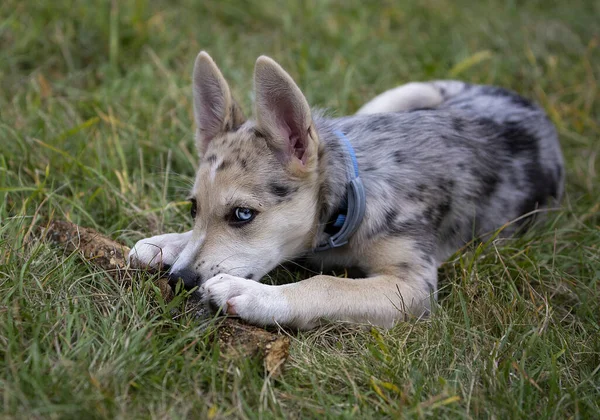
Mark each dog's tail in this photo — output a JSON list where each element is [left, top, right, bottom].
[[356, 81, 468, 115]]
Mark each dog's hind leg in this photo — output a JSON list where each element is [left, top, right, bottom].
[[356, 82, 445, 114]]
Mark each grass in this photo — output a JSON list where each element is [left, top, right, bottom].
[[1, 0, 599, 417]]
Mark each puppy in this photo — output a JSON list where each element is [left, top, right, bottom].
[[128, 52, 564, 329]]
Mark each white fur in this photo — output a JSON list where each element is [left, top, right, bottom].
[[128, 231, 193, 268], [356, 82, 443, 115], [208, 158, 221, 183], [169, 232, 205, 273], [201, 274, 291, 324]]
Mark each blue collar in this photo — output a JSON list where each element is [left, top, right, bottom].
[[314, 130, 366, 252]]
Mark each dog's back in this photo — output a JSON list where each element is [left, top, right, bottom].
[[319, 81, 564, 263]]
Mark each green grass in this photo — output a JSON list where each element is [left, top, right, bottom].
[[1, 0, 599, 417]]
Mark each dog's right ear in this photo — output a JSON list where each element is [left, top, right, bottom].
[[193, 51, 245, 156], [254, 56, 318, 175]]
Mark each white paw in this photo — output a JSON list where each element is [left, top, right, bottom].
[[127, 231, 192, 269], [201, 274, 290, 326]]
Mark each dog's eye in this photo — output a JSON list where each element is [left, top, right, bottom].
[[228, 207, 256, 226], [190, 198, 197, 219]]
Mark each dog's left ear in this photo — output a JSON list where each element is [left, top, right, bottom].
[[193, 51, 246, 156], [254, 56, 318, 173]]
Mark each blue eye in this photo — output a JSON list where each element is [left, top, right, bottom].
[[231, 207, 256, 225]]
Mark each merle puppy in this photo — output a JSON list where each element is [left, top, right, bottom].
[[128, 52, 564, 329]]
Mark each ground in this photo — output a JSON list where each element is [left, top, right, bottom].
[[1, 0, 599, 418]]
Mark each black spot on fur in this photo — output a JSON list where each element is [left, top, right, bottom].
[[217, 160, 230, 171], [425, 280, 434, 293], [480, 172, 500, 199], [389, 219, 424, 237], [480, 86, 536, 110], [246, 273, 254, 280], [252, 127, 265, 139], [424, 203, 449, 230], [434, 199, 452, 227], [416, 183, 428, 193], [269, 183, 293, 198], [385, 209, 398, 226], [452, 117, 465, 132], [502, 158, 554, 224], [406, 190, 423, 202], [206, 154, 217, 164], [394, 150, 406, 164], [397, 262, 411, 272], [367, 214, 435, 254], [518, 163, 552, 220], [240, 158, 248, 169], [500, 121, 539, 155], [492, 121, 556, 225], [467, 155, 500, 200], [421, 253, 435, 265], [439, 178, 455, 194]]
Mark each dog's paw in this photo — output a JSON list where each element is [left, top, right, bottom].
[[128, 231, 192, 269], [201, 274, 290, 326]]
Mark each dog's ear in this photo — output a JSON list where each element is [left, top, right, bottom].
[[254, 56, 318, 173], [193, 51, 245, 156]]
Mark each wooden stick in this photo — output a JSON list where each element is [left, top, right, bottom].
[[43, 219, 289, 377]]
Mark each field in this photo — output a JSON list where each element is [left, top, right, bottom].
[[1, 0, 599, 418]]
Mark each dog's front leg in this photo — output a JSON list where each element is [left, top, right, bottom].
[[201, 272, 435, 329], [128, 231, 193, 269]]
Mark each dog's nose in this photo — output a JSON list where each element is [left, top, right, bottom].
[[168, 269, 201, 290]]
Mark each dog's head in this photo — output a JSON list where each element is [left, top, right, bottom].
[[169, 52, 322, 288]]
